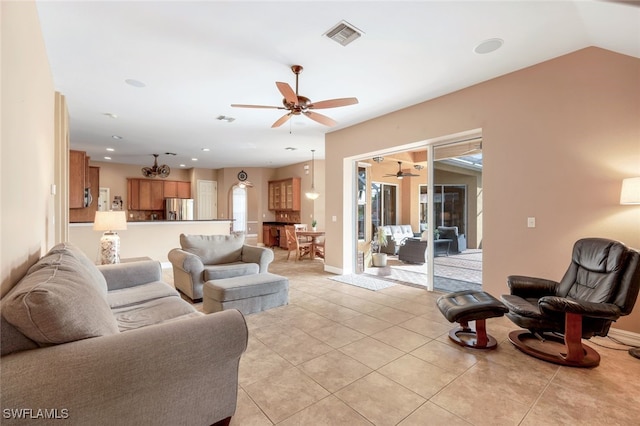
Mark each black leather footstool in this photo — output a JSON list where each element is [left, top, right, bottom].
[[436, 290, 509, 349]]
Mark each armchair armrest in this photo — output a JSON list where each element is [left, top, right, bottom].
[[98, 260, 162, 291], [507, 275, 559, 298], [168, 248, 205, 281], [539, 296, 622, 320], [0, 310, 248, 426], [241, 245, 274, 272]]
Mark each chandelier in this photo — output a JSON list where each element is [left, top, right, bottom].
[[142, 154, 170, 178]]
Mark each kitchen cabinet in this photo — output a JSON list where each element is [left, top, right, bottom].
[[69, 150, 88, 208], [127, 178, 164, 211], [268, 177, 300, 211], [69, 166, 99, 222], [164, 180, 191, 198]]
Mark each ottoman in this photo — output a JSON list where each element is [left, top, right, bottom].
[[203, 273, 289, 315], [436, 290, 509, 349]]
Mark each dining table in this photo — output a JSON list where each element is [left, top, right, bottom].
[[295, 230, 325, 260]]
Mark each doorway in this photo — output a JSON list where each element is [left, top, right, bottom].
[[345, 130, 483, 292]]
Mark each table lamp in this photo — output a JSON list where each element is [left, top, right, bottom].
[[93, 211, 127, 264]]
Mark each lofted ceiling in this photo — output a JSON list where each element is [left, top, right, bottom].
[[35, 1, 640, 171]]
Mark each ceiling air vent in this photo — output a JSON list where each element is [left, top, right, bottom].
[[324, 20, 363, 47]]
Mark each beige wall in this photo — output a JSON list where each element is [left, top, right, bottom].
[[1, 1, 57, 296], [326, 47, 640, 334]]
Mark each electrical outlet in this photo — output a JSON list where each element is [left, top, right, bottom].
[[332, 215, 337, 222], [527, 217, 536, 228]]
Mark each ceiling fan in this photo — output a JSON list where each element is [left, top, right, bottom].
[[384, 161, 420, 179], [231, 65, 358, 128]]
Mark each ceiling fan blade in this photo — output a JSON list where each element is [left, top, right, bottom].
[[231, 104, 284, 109], [276, 82, 298, 105], [271, 113, 292, 128], [309, 97, 359, 109], [304, 111, 337, 127]]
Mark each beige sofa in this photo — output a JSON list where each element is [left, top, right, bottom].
[[168, 233, 274, 301], [0, 242, 247, 426]]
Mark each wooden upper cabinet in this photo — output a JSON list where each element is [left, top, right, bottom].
[[69, 166, 99, 223], [69, 150, 87, 208], [127, 178, 140, 210], [164, 180, 191, 198], [138, 180, 164, 210], [268, 177, 301, 211]]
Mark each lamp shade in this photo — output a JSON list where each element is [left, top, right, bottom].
[[93, 211, 128, 231], [620, 177, 640, 205]]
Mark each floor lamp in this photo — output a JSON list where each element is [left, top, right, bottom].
[[620, 177, 640, 360], [93, 211, 127, 264]]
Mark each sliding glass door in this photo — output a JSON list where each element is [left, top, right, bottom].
[[371, 182, 397, 235], [420, 184, 467, 235]]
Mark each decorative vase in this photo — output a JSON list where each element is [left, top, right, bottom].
[[312, 227, 317, 231]]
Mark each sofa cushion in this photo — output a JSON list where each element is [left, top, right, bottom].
[[111, 296, 200, 332], [180, 232, 245, 265], [2, 251, 120, 345], [204, 262, 259, 281], [29, 242, 109, 297], [107, 281, 180, 309]]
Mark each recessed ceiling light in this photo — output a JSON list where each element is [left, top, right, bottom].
[[104, 156, 112, 160], [112, 135, 123, 140], [202, 148, 210, 152], [474, 38, 504, 54], [106, 148, 114, 152], [180, 164, 186, 167], [125, 79, 146, 88], [285, 147, 296, 151], [103, 113, 118, 119], [191, 158, 198, 161]]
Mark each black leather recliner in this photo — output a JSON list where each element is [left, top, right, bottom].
[[501, 237, 640, 367]]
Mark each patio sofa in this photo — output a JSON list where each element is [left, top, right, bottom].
[[379, 225, 415, 255], [437, 226, 467, 253], [0, 242, 247, 426], [168, 232, 274, 301]]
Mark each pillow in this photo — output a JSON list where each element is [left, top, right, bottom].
[[180, 233, 245, 265], [30, 242, 108, 296], [2, 257, 119, 346]]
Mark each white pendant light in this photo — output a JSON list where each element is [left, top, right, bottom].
[[305, 149, 320, 200]]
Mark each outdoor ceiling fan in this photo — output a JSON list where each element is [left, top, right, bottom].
[[231, 65, 358, 128], [384, 161, 420, 179]]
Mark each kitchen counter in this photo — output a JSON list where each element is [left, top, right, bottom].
[[69, 220, 232, 264]]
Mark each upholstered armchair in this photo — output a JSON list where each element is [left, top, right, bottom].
[[501, 238, 640, 367], [437, 226, 467, 253]]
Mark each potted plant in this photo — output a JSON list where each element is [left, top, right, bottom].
[[371, 226, 389, 267], [311, 219, 317, 231]]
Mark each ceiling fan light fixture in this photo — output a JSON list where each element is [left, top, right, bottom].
[[141, 154, 170, 178], [372, 156, 384, 163], [324, 20, 364, 47]]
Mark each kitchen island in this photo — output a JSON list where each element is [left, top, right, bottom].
[[69, 220, 232, 265]]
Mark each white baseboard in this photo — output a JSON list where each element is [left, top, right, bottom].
[[323, 264, 343, 275], [608, 327, 640, 347]]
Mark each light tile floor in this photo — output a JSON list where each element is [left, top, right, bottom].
[[165, 249, 640, 426]]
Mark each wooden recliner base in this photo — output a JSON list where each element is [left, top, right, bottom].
[[448, 319, 499, 350], [508, 313, 600, 368]]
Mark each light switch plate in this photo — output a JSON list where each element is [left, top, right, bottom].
[[527, 217, 536, 228]]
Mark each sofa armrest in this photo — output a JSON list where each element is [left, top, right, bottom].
[[98, 260, 163, 291], [241, 245, 274, 273], [0, 310, 248, 426]]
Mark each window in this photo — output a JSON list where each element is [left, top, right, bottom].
[[232, 186, 247, 232], [371, 182, 397, 235]]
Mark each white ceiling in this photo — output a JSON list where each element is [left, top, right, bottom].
[[35, 1, 640, 170]]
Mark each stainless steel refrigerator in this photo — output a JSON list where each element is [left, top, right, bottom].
[[165, 198, 194, 220]]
